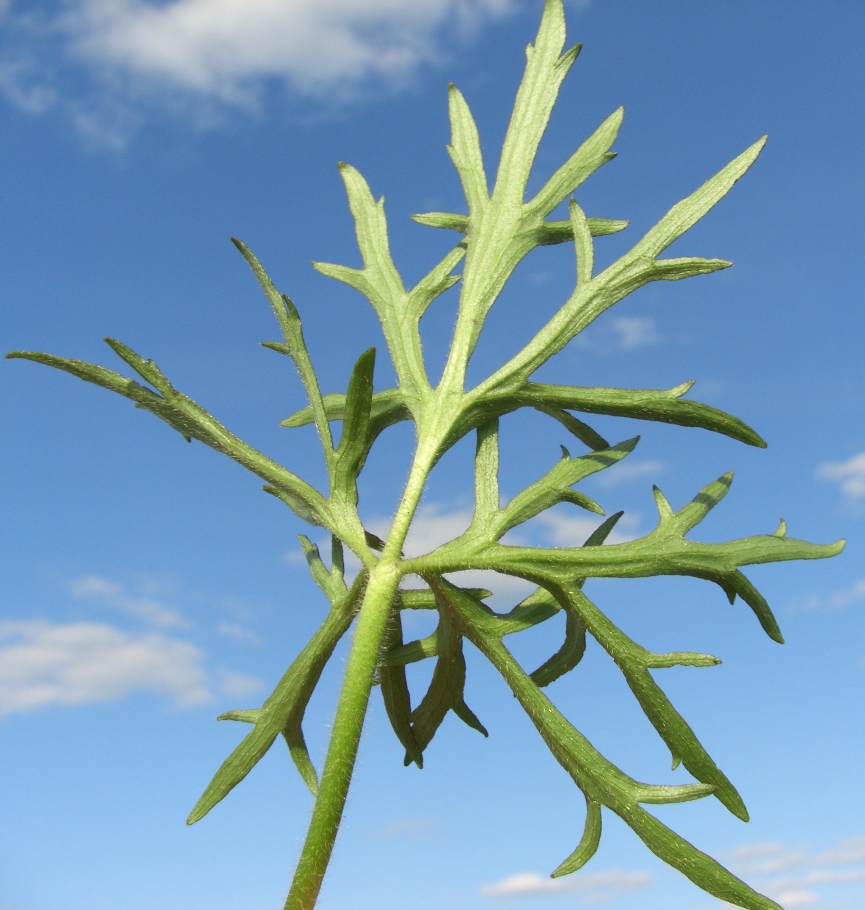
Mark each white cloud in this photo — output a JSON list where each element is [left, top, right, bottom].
[[216, 668, 264, 698], [817, 451, 865, 500], [393, 503, 474, 558], [480, 869, 651, 899], [365, 818, 435, 842], [817, 836, 865, 866], [800, 578, 865, 612], [215, 622, 262, 645], [0, 0, 518, 142], [0, 619, 212, 713], [773, 890, 817, 907], [367, 503, 639, 607], [594, 459, 663, 488], [611, 316, 661, 350], [726, 837, 865, 907], [726, 841, 809, 876], [69, 574, 187, 628], [533, 510, 641, 546]]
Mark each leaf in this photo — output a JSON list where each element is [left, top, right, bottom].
[[517, 381, 766, 448], [565, 584, 748, 820], [432, 578, 779, 910], [379, 607, 424, 768], [662, 471, 733, 534], [552, 796, 601, 877], [187, 578, 362, 822], [381, 631, 439, 667], [333, 163, 404, 305], [410, 211, 628, 243], [528, 107, 623, 218], [405, 244, 465, 321], [627, 137, 767, 261], [282, 388, 410, 461], [715, 570, 784, 644], [9, 348, 333, 529], [569, 199, 593, 287], [532, 404, 610, 451], [332, 348, 376, 504], [492, 0, 574, 206], [297, 535, 347, 603], [447, 84, 488, 213], [407, 610, 487, 762], [473, 419, 500, 523], [492, 437, 637, 539], [529, 608, 587, 687]]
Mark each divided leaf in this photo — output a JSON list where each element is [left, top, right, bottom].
[[405, 609, 488, 763]]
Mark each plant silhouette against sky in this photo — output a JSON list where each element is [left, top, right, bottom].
[[8, 2, 843, 908]]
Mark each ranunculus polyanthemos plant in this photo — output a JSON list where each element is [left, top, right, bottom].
[[8, 2, 843, 908]]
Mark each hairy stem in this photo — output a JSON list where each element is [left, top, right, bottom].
[[283, 442, 439, 909]]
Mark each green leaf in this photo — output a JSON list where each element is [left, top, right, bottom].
[[379, 608, 424, 768], [529, 607, 587, 687], [532, 404, 610, 451], [627, 137, 767, 261], [528, 107, 623, 218], [332, 348, 376, 505], [656, 471, 733, 534], [218, 709, 261, 724], [432, 578, 779, 910], [552, 796, 601, 876], [566, 584, 748, 820], [332, 163, 404, 306], [405, 244, 465, 321], [473, 419, 500, 523], [569, 199, 594, 287], [411, 210, 628, 244], [297, 535, 347, 603], [717, 570, 785, 643], [447, 84, 488, 213], [406, 610, 487, 762], [187, 578, 363, 822], [381, 631, 439, 667], [517, 381, 767, 448], [9, 348, 333, 529], [491, 437, 637, 539], [492, 0, 574, 207]]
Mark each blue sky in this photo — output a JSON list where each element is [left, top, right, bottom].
[[1, 1, 864, 909]]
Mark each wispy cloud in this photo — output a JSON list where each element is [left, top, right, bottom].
[[533, 509, 641, 546], [69, 574, 187, 628], [365, 818, 435, 842], [726, 836, 865, 907], [0, 619, 212, 713], [480, 868, 651, 900], [215, 622, 262, 645], [610, 316, 661, 350], [799, 578, 865, 612], [0, 0, 517, 144], [594, 459, 663, 488], [817, 451, 865, 501], [215, 668, 264, 699]]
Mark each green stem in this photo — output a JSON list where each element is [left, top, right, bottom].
[[283, 562, 400, 910], [283, 445, 438, 910]]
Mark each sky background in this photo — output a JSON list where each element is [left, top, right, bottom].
[[1, 1, 864, 909]]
